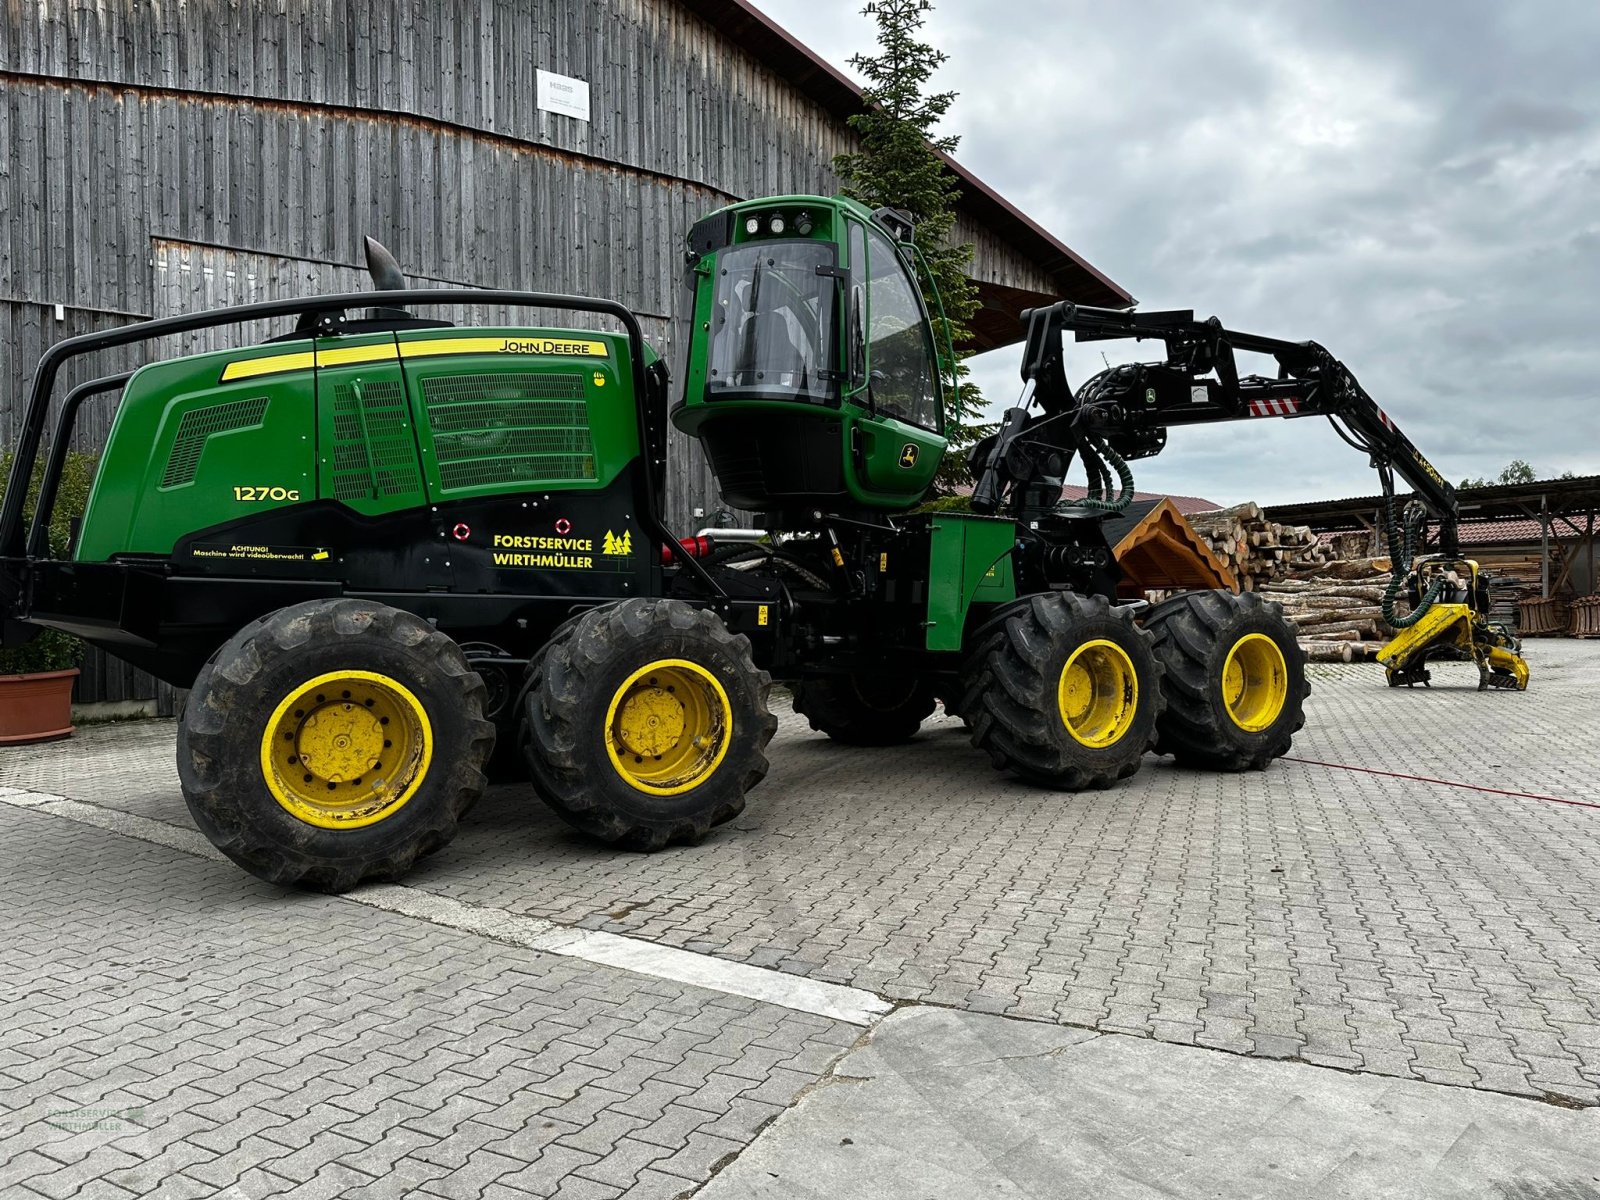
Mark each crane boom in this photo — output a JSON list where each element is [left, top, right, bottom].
[[986, 301, 1459, 552]]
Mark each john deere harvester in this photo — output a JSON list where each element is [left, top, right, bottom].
[[1, 194, 1523, 892]]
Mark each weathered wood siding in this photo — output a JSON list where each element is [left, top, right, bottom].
[[1, 0, 1060, 701]]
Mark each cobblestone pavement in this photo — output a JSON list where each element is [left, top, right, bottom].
[[0, 804, 859, 1199], [5, 638, 1599, 1135]]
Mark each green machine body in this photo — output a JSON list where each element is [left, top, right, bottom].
[[76, 327, 649, 565]]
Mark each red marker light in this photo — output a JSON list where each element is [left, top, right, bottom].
[[554, 518, 573, 535], [452, 523, 471, 542]]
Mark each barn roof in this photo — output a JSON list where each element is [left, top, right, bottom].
[[952, 483, 1223, 513], [1066, 485, 1223, 516], [700, 0, 1135, 330], [1264, 474, 1600, 532]]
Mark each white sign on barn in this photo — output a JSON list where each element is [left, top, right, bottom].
[[536, 69, 591, 122]]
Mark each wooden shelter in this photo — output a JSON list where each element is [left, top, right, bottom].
[[1100, 499, 1238, 597], [1266, 474, 1600, 601]]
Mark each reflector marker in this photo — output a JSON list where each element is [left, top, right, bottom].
[[1246, 397, 1302, 417]]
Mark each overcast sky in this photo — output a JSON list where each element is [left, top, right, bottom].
[[748, 0, 1600, 506]]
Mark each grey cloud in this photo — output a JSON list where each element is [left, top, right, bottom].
[[1476, 99, 1590, 141]]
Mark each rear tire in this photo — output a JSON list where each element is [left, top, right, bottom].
[[960, 592, 1163, 789], [791, 675, 937, 745], [522, 598, 777, 849], [1143, 589, 1309, 771], [178, 599, 494, 892]]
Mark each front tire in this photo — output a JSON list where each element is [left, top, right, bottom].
[[178, 599, 494, 892], [522, 598, 777, 849], [960, 592, 1163, 789], [1143, 589, 1309, 771], [791, 674, 937, 745]]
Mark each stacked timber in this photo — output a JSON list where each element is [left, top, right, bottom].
[[1187, 503, 1330, 591], [1567, 595, 1600, 638], [1320, 530, 1380, 561], [1257, 575, 1399, 663], [1518, 596, 1569, 636], [1486, 574, 1534, 629]]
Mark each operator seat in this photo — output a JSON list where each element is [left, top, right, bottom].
[[737, 309, 807, 390]]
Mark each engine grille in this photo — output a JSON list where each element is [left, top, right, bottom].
[[328, 380, 423, 501], [421, 373, 595, 492]]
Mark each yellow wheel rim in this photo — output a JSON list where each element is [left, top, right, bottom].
[[1056, 639, 1139, 749], [259, 670, 432, 829], [604, 659, 732, 796], [1222, 633, 1288, 732]]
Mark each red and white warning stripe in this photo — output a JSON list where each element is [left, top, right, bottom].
[[1376, 408, 1396, 431], [1247, 396, 1302, 417]]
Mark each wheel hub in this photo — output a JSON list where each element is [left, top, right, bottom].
[[1222, 633, 1288, 732], [260, 670, 431, 828], [616, 685, 688, 758], [1056, 639, 1138, 749], [605, 661, 731, 795], [297, 703, 386, 781]]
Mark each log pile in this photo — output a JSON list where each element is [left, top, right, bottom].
[[1187, 503, 1329, 591], [1257, 576, 1399, 663], [1486, 574, 1534, 629], [1568, 595, 1600, 638]]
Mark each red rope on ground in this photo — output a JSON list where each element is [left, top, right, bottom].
[[1281, 757, 1600, 811]]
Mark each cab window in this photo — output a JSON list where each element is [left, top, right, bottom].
[[862, 225, 940, 431], [707, 240, 838, 405]]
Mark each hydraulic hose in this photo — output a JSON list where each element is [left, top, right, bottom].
[[1076, 436, 1135, 513], [1079, 440, 1109, 503], [1381, 493, 1446, 629]]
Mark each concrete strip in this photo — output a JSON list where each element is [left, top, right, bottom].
[[3, 791, 224, 856], [0, 788, 57, 805], [0, 787, 891, 1027], [700, 1006, 1600, 1199], [531, 925, 893, 1027], [343, 881, 557, 942]]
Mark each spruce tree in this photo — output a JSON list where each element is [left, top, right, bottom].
[[834, 0, 989, 493]]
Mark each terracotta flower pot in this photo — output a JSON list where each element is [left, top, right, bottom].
[[0, 668, 78, 745]]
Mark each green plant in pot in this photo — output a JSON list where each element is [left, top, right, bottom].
[[0, 449, 94, 743]]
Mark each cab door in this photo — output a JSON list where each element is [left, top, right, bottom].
[[851, 221, 944, 499]]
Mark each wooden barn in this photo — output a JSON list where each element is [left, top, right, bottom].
[[0, 0, 1130, 707]]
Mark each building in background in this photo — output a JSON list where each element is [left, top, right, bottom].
[[2, 0, 1129, 707], [1265, 474, 1600, 606]]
